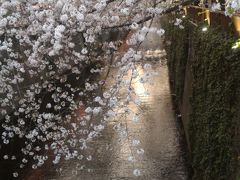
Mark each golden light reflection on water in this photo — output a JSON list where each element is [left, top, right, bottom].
[[133, 67, 146, 96], [108, 61, 171, 178]]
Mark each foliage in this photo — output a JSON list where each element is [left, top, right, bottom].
[[163, 17, 240, 180], [164, 16, 190, 106]]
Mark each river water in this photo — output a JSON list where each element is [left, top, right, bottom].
[[19, 19, 190, 180]]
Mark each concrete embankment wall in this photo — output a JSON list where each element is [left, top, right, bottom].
[[162, 16, 240, 180]]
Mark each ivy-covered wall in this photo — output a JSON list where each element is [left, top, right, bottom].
[[163, 16, 240, 180]]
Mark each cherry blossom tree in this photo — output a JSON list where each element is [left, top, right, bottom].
[[0, 0, 239, 178]]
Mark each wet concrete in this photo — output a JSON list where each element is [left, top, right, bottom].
[[19, 19, 189, 180]]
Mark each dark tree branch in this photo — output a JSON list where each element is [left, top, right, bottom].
[[103, 0, 195, 29], [88, 0, 117, 13]]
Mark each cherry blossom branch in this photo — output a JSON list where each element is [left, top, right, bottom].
[[103, 0, 196, 29]]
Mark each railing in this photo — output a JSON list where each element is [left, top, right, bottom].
[[185, 5, 240, 35]]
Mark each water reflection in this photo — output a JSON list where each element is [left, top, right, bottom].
[[18, 18, 189, 180], [132, 67, 146, 96], [18, 60, 189, 180]]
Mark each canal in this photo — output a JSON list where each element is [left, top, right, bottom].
[[23, 19, 189, 180], [0, 19, 190, 180]]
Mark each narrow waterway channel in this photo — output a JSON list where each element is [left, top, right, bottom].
[[19, 19, 190, 180]]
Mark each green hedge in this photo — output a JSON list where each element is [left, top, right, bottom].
[[163, 16, 240, 180], [164, 18, 190, 106]]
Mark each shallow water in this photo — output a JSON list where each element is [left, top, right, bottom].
[[22, 63, 188, 180], [23, 19, 189, 180], [0, 19, 189, 180]]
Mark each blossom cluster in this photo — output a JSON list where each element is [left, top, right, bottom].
[[0, 0, 171, 177]]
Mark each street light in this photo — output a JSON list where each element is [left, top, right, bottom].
[[202, 27, 208, 31]]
